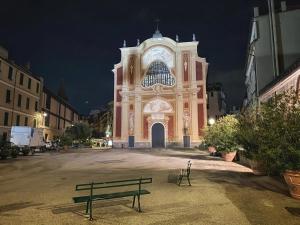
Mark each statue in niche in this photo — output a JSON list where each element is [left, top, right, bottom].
[[129, 112, 134, 135], [184, 55, 188, 72], [184, 60, 188, 72], [183, 111, 190, 135]]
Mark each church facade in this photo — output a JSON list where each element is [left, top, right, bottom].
[[112, 31, 208, 148]]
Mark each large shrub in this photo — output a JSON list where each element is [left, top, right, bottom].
[[256, 90, 300, 174], [204, 115, 239, 153], [237, 107, 260, 160]]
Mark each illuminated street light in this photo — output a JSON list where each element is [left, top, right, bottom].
[[43, 112, 48, 117], [208, 118, 215, 126]]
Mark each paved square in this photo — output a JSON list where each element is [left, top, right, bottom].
[[0, 148, 299, 225]]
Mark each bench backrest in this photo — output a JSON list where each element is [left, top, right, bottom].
[[75, 177, 152, 193]]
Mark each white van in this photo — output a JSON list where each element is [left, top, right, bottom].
[[10, 126, 46, 154]]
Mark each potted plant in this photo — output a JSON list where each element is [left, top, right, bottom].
[[211, 115, 239, 162], [275, 91, 300, 199], [203, 125, 218, 154], [256, 90, 300, 198]]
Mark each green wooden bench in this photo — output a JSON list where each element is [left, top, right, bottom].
[[177, 160, 192, 186], [73, 177, 152, 220]]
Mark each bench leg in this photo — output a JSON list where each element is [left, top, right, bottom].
[[86, 200, 89, 214], [187, 175, 191, 186], [177, 175, 183, 186], [132, 195, 136, 208], [89, 199, 93, 221], [137, 195, 141, 212]]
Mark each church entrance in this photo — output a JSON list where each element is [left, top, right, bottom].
[[151, 123, 165, 148]]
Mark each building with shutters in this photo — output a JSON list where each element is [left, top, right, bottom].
[[112, 30, 208, 148], [0, 46, 79, 142]]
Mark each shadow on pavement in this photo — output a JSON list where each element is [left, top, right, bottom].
[[0, 202, 43, 214]]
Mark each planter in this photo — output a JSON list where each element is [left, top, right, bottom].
[[250, 160, 266, 175], [208, 146, 216, 154], [221, 151, 237, 162], [283, 170, 300, 200]]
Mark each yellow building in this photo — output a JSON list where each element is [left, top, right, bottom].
[[0, 46, 79, 141], [41, 87, 79, 141], [0, 46, 42, 141]]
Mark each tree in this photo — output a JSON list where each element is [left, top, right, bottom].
[[65, 122, 91, 141]]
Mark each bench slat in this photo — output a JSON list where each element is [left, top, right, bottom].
[[73, 189, 150, 203], [76, 177, 152, 191]]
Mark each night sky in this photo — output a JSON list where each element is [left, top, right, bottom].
[[0, 0, 297, 114]]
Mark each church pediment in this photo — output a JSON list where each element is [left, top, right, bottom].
[[144, 99, 173, 113]]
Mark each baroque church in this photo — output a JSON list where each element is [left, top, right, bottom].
[[112, 29, 208, 148]]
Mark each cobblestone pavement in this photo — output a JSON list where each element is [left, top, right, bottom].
[[0, 148, 299, 225]]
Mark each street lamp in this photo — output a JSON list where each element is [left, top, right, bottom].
[[208, 118, 215, 126], [43, 112, 47, 117]]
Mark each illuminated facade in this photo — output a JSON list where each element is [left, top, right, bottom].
[[112, 31, 208, 148]]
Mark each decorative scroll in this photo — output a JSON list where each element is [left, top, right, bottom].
[[144, 99, 173, 113]]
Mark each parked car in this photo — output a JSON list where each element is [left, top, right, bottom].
[[45, 141, 59, 151]]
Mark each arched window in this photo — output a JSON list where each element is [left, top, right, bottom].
[[141, 61, 175, 88]]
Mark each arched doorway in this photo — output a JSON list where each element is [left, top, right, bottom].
[[152, 123, 165, 148]]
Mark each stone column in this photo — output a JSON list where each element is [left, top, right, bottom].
[[190, 52, 197, 88], [121, 93, 129, 142], [175, 51, 183, 143], [176, 93, 183, 144], [134, 94, 142, 142], [190, 91, 199, 141]]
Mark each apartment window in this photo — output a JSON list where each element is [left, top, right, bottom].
[[46, 94, 51, 109], [20, 73, 24, 85], [28, 78, 32, 89], [36, 83, 40, 93], [210, 92, 214, 97], [33, 119, 37, 128], [45, 114, 50, 127], [24, 117, 28, 126], [4, 112, 9, 126], [35, 101, 38, 111], [17, 94, 22, 107], [5, 90, 11, 103], [8, 66, 13, 80], [26, 97, 30, 109], [16, 115, 20, 126]]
